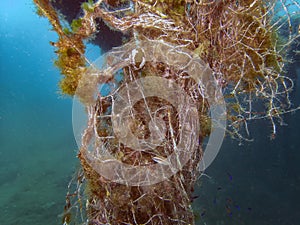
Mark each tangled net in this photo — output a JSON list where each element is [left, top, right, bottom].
[[70, 38, 225, 224], [33, 0, 300, 224], [91, 0, 300, 140]]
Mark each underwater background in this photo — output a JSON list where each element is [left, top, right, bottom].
[[0, 1, 299, 225]]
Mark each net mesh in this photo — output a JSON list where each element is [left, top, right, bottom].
[[71, 39, 212, 224], [33, 0, 300, 224]]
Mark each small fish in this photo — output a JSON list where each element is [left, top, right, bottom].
[[191, 195, 199, 202], [247, 207, 252, 212], [226, 197, 233, 204], [234, 204, 241, 210], [152, 156, 169, 165], [271, 163, 280, 168], [213, 197, 217, 204], [192, 195, 199, 200], [235, 0, 239, 7], [217, 186, 222, 191], [200, 210, 206, 217], [226, 172, 233, 181], [225, 205, 232, 216]]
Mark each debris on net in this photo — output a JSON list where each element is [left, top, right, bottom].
[[33, 0, 300, 224]]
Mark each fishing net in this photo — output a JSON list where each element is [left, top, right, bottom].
[[33, 0, 300, 224], [70, 38, 226, 224]]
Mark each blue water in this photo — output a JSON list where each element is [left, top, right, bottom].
[[0, 1, 299, 225], [0, 1, 77, 224]]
